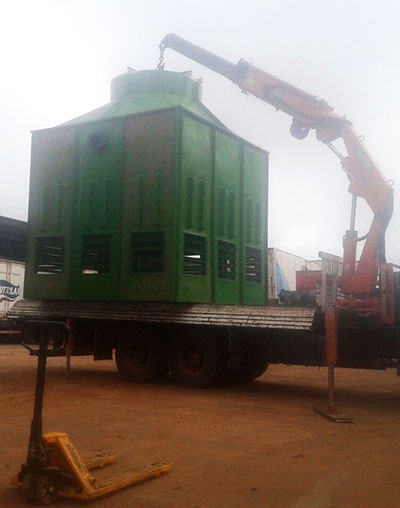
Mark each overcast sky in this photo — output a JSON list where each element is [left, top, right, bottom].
[[1, 0, 399, 262]]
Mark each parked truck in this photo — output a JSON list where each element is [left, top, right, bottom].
[[10, 37, 399, 406]]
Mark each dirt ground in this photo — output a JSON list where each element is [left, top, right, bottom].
[[1, 344, 399, 508]]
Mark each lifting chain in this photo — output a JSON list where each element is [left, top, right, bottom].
[[156, 44, 165, 71]]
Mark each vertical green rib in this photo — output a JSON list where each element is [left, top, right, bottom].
[[218, 187, 226, 236], [153, 172, 162, 225], [186, 176, 194, 228], [255, 201, 262, 244], [135, 174, 144, 227], [40, 185, 50, 231], [53, 183, 62, 232], [247, 198, 253, 242], [198, 180, 206, 231], [228, 191, 235, 238]]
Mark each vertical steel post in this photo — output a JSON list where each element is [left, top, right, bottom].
[[65, 318, 73, 379], [325, 306, 338, 414], [27, 333, 49, 467], [313, 306, 353, 422], [327, 365, 336, 414], [350, 194, 357, 231], [342, 195, 358, 288]]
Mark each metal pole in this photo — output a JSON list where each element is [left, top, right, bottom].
[[29, 337, 48, 444], [327, 365, 337, 414], [65, 318, 73, 379], [350, 194, 357, 231]]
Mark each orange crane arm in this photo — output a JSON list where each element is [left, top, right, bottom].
[[159, 34, 394, 297]]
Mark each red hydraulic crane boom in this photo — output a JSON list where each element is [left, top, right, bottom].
[[158, 34, 397, 418], [158, 34, 394, 304]]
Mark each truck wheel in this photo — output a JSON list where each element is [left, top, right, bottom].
[[115, 328, 167, 383], [168, 330, 226, 388], [227, 343, 270, 382], [241, 348, 269, 381]]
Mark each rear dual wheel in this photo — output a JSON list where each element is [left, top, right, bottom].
[[115, 326, 267, 388], [115, 328, 168, 383], [226, 338, 270, 382], [168, 330, 226, 388]]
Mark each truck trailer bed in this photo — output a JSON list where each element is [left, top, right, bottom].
[[9, 300, 318, 331]]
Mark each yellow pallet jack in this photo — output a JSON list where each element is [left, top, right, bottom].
[[11, 321, 171, 504]]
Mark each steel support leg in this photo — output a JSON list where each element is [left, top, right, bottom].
[[313, 306, 353, 423], [65, 318, 73, 379], [327, 365, 337, 414]]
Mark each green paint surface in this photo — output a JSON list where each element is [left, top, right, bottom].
[[61, 71, 226, 130], [242, 146, 269, 305], [214, 132, 241, 304], [24, 128, 75, 299], [70, 120, 124, 300], [25, 71, 269, 305], [120, 110, 177, 301], [177, 114, 213, 303]]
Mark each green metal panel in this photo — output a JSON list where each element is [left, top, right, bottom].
[[242, 145, 268, 305], [25, 70, 269, 307], [24, 128, 75, 299], [177, 113, 213, 303], [214, 132, 241, 304], [120, 110, 177, 301], [70, 120, 124, 300]]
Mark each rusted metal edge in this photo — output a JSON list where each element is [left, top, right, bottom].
[[8, 300, 318, 331]]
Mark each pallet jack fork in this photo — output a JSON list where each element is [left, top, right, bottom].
[[11, 321, 171, 504]]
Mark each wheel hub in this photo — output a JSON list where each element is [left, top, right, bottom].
[[183, 346, 204, 373], [129, 343, 148, 370]]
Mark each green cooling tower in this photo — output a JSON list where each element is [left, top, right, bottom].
[[24, 70, 268, 305]]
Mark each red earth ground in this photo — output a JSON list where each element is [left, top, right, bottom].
[[0, 344, 399, 508]]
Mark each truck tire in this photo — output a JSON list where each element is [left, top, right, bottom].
[[227, 343, 270, 382], [168, 330, 226, 388], [115, 328, 167, 383], [240, 348, 270, 381]]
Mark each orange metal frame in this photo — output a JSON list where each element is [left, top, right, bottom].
[[237, 66, 394, 302], [234, 64, 395, 369]]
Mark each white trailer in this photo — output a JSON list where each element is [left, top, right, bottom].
[[0, 259, 25, 334], [267, 248, 320, 301]]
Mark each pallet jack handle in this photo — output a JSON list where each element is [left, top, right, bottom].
[[21, 321, 69, 468]]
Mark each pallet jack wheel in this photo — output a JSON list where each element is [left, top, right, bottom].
[[35, 475, 59, 505], [22, 473, 38, 502]]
